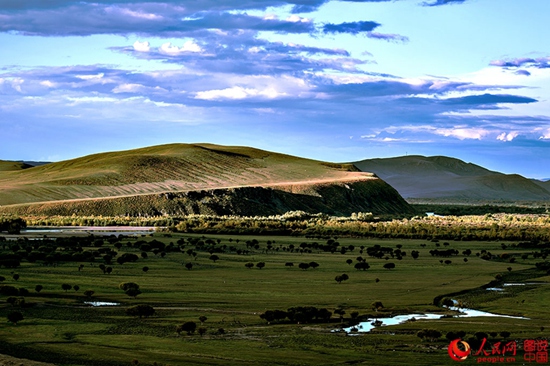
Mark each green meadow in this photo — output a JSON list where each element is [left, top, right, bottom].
[[1, 232, 549, 366]]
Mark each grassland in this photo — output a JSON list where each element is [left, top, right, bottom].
[[1, 231, 549, 366]]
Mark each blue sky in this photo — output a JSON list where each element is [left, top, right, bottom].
[[1, 0, 549, 178]]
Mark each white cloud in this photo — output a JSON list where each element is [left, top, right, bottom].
[[286, 15, 310, 23], [133, 40, 150, 52], [496, 131, 519, 142], [159, 41, 202, 56], [39, 80, 56, 88], [75, 73, 104, 80], [112, 83, 145, 93], [195, 86, 285, 100], [120, 9, 162, 20]]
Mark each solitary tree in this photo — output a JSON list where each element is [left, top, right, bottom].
[[335, 274, 349, 284], [12, 274, 19, 281], [299, 263, 310, 270], [383, 263, 396, 270], [177, 321, 197, 335], [83, 290, 95, 298], [73, 285, 80, 292], [61, 284, 72, 292], [142, 266, 149, 273], [245, 262, 254, 269], [209, 255, 220, 263], [371, 301, 384, 312], [125, 288, 142, 299], [35, 285, 43, 293], [285, 262, 294, 268], [256, 262, 265, 270], [346, 259, 353, 265], [199, 315, 208, 324], [185, 262, 193, 270]]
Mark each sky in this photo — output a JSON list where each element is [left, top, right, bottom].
[[1, 0, 549, 179]]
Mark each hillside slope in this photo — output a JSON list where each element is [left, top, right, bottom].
[[0, 144, 413, 216], [353, 155, 550, 201]]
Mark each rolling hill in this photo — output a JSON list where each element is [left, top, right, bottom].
[[0, 143, 412, 216], [353, 155, 550, 202]]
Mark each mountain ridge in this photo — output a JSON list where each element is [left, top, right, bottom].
[[353, 155, 550, 201]]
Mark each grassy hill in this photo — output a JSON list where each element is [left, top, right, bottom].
[[353, 155, 550, 202], [0, 144, 412, 216]]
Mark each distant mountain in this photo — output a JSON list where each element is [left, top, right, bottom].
[[0, 143, 412, 216], [0, 160, 33, 171], [353, 155, 550, 202], [22, 161, 51, 167]]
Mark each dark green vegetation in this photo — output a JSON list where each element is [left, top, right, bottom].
[[1, 228, 550, 365], [354, 155, 550, 201], [0, 144, 412, 216]]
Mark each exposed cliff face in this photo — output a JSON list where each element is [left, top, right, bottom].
[[0, 178, 413, 217]]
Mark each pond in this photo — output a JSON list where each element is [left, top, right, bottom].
[[84, 301, 120, 307]]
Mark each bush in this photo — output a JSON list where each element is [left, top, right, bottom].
[[126, 305, 155, 318], [7, 311, 24, 325]]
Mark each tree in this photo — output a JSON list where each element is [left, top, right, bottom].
[[35, 285, 43, 293], [185, 262, 193, 270], [199, 315, 207, 324], [126, 304, 155, 318], [119, 282, 140, 291], [334, 308, 346, 322], [12, 274, 19, 281], [142, 266, 149, 273], [245, 262, 254, 269], [7, 311, 23, 325], [198, 327, 207, 336], [346, 259, 353, 265], [335, 274, 349, 284], [177, 321, 197, 335], [209, 255, 219, 263], [354, 262, 370, 271], [371, 301, 384, 312], [299, 262, 310, 270], [383, 262, 396, 270], [256, 262, 265, 270], [309, 262, 319, 269], [125, 288, 142, 299], [417, 329, 442, 341], [61, 284, 72, 292], [73, 285, 80, 292], [284, 262, 294, 268], [83, 290, 95, 298]]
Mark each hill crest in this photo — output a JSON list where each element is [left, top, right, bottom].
[[353, 155, 550, 201]]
